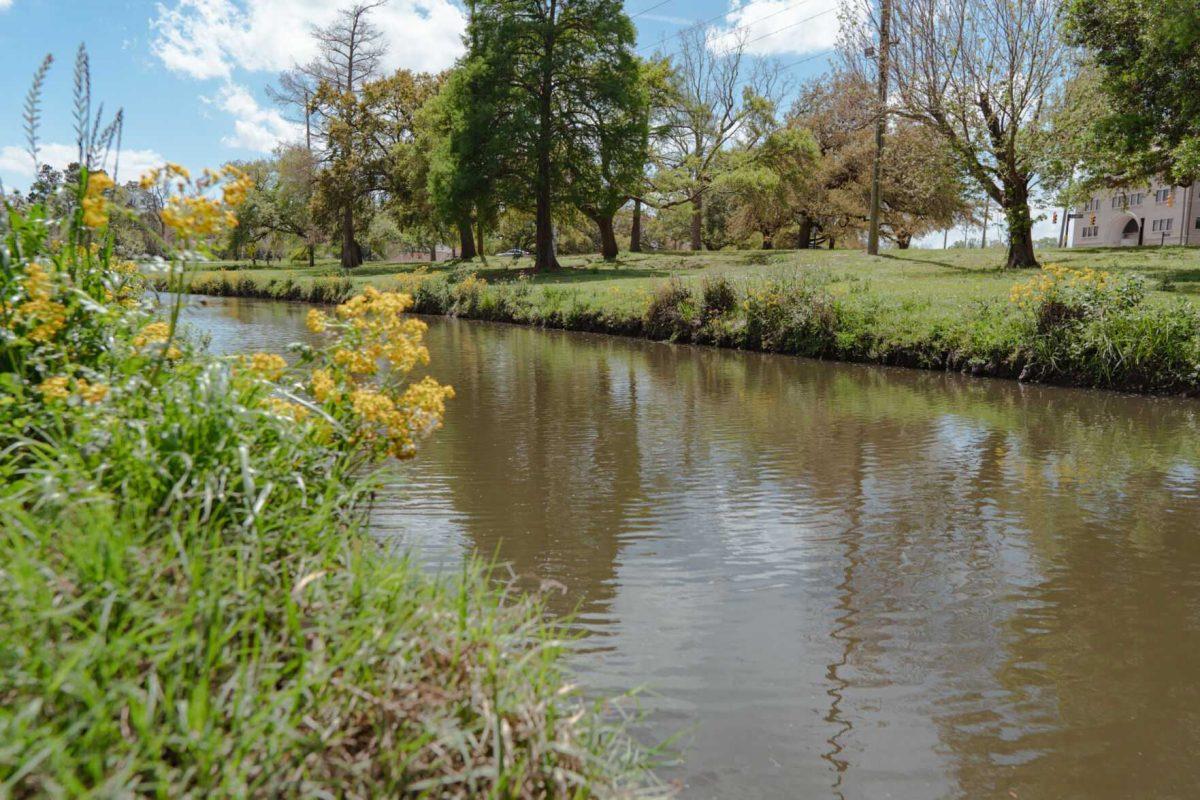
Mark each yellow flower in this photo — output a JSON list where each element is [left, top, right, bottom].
[[37, 376, 70, 401], [138, 168, 161, 190], [265, 397, 310, 421], [311, 368, 339, 403], [243, 352, 288, 381], [81, 171, 115, 228], [76, 379, 109, 404], [307, 309, 329, 333], [86, 170, 115, 195], [333, 347, 379, 375], [132, 322, 170, 349]]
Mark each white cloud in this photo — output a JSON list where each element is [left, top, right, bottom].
[[0, 0, 13, 10], [151, 0, 466, 79], [208, 83, 303, 152], [0, 143, 166, 183], [707, 0, 842, 57]]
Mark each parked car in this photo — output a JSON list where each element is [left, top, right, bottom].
[[498, 248, 530, 258]]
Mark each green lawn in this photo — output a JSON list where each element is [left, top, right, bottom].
[[192, 244, 1200, 314]]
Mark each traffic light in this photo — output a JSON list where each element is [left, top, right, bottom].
[[1168, 192, 1176, 208], [1053, 212, 1058, 224], [1090, 213, 1097, 226]]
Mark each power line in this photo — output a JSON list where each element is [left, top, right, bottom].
[[778, 49, 835, 71], [714, 7, 837, 53], [629, 0, 672, 19], [636, 0, 817, 54]]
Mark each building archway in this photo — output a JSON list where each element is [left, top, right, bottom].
[[1112, 213, 1141, 246]]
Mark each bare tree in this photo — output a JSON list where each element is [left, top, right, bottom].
[[845, 0, 1067, 267], [305, 1, 389, 269], [654, 26, 782, 251], [267, 68, 320, 153], [306, 2, 388, 94]]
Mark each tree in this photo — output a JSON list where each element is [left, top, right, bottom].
[[852, 0, 1068, 267], [786, 71, 875, 248], [1063, 0, 1200, 185], [306, 2, 388, 269], [421, 62, 501, 261], [257, 145, 321, 266], [720, 127, 820, 248], [651, 26, 781, 251], [874, 121, 967, 248], [464, 0, 647, 271], [563, 48, 648, 260]]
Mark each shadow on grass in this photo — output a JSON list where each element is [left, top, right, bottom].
[[878, 252, 1015, 274]]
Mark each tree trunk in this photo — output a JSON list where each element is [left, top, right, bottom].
[[430, 244, 438, 263], [630, 198, 642, 252], [690, 194, 704, 251], [458, 219, 477, 260], [340, 206, 361, 269], [828, 235, 836, 250], [533, 21, 560, 272], [762, 233, 774, 250], [308, 243, 315, 268], [1003, 181, 1038, 268], [897, 233, 911, 249], [476, 219, 485, 260], [596, 214, 619, 260], [797, 217, 813, 249]]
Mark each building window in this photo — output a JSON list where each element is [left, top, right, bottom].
[[1081, 198, 1100, 212], [1080, 226, 1099, 238], [1155, 188, 1171, 203], [1195, 216, 1200, 230], [1131, 193, 1144, 206], [1151, 219, 1174, 233]]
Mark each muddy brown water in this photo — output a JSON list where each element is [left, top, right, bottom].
[[181, 294, 1200, 799]]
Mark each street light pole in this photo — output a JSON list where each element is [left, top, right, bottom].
[[866, 0, 892, 256]]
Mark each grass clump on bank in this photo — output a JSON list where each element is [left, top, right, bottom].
[[2, 177, 648, 795]]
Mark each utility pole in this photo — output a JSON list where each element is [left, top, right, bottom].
[[866, 0, 892, 256]]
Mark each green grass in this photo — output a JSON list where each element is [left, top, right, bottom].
[[3, 236, 652, 795], [187, 245, 1200, 318], [170, 246, 1200, 395]]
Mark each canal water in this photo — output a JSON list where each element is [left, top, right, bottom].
[[181, 294, 1200, 799]]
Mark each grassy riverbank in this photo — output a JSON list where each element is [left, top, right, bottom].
[[2, 197, 648, 795], [166, 246, 1200, 395]]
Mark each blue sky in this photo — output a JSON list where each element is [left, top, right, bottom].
[[0, 0, 839, 188]]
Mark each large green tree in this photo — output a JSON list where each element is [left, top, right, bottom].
[[463, 0, 644, 271], [1064, 0, 1200, 184]]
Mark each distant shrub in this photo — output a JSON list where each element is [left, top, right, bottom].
[[645, 278, 697, 340], [701, 275, 738, 319]]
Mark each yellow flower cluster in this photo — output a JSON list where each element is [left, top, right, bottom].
[[34, 375, 109, 404], [131, 321, 181, 359], [139, 163, 253, 241], [76, 379, 109, 404], [306, 287, 454, 459], [1009, 264, 1112, 309], [265, 397, 310, 421], [311, 368, 339, 403], [36, 375, 70, 401], [132, 321, 170, 349], [82, 170, 115, 229], [14, 262, 68, 343], [243, 351, 288, 381]]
